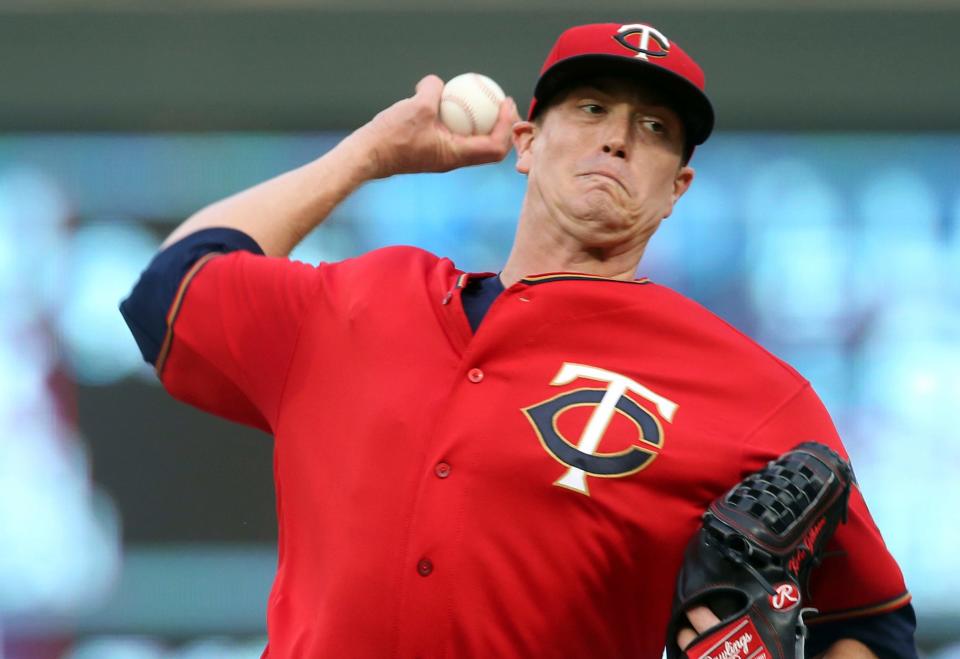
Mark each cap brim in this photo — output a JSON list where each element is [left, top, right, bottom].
[[531, 54, 715, 146]]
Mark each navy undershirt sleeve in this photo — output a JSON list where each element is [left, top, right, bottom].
[[119, 227, 265, 366], [460, 274, 505, 332], [806, 603, 918, 658]]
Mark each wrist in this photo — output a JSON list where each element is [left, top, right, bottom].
[[335, 126, 388, 182], [818, 639, 877, 658]]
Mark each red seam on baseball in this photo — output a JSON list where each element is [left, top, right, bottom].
[[444, 95, 478, 134], [470, 73, 504, 109]]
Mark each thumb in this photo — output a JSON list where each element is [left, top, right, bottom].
[[413, 74, 445, 105]]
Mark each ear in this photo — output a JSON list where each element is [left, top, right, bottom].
[[512, 120, 537, 175], [671, 165, 695, 205], [662, 165, 695, 220]]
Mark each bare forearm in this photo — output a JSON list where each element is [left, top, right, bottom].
[[161, 133, 376, 257], [161, 75, 515, 257]]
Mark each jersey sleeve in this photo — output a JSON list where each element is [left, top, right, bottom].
[[120, 227, 266, 365], [804, 602, 918, 659], [739, 384, 913, 638], [152, 245, 321, 434]]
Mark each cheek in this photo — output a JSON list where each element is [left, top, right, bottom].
[[635, 165, 681, 206], [529, 142, 566, 189]]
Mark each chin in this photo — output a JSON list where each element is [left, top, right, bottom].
[[570, 218, 638, 250], [575, 201, 635, 232]]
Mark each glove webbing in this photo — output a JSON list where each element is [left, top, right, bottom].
[[705, 444, 852, 595]]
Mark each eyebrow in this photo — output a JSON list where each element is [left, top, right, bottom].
[[573, 83, 673, 112], [582, 80, 616, 96]]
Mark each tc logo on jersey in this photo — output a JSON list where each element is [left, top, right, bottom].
[[613, 24, 671, 61], [522, 362, 678, 495]]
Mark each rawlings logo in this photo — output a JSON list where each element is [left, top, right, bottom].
[[769, 583, 801, 611], [788, 517, 826, 575], [694, 617, 769, 659], [714, 633, 753, 659]]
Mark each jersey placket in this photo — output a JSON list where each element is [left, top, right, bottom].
[[391, 275, 534, 657]]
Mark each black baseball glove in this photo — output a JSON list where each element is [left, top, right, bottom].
[[666, 442, 854, 659]]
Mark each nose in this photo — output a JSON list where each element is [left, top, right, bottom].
[[601, 115, 630, 159], [603, 142, 627, 159]]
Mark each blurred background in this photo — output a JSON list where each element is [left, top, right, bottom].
[[2, 1, 960, 657]]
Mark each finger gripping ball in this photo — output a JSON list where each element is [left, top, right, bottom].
[[440, 73, 506, 136]]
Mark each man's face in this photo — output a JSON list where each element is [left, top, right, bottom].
[[514, 77, 695, 251]]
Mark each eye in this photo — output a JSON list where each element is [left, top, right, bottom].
[[579, 103, 605, 115], [642, 118, 666, 134]]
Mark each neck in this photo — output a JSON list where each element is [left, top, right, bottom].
[[499, 195, 656, 288]]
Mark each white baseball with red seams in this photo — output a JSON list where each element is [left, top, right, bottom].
[[439, 73, 506, 136]]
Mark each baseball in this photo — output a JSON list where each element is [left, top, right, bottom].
[[439, 73, 506, 136]]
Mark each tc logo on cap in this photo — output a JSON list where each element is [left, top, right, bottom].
[[613, 23, 671, 61]]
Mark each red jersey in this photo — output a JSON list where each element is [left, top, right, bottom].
[[159, 246, 909, 658]]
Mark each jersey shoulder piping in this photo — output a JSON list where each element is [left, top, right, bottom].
[[520, 273, 651, 286], [805, 592, 912, 624], [155, 251, 222, 376]]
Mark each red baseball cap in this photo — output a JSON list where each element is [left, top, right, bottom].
[[529, 23, 715, 147]]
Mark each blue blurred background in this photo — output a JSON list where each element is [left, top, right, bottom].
[[2, 4, 960, 658]]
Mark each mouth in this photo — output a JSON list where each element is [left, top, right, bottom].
[[578, 171, 628, 193]]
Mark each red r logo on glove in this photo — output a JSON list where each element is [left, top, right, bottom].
[[769, 584, 801, 611]]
